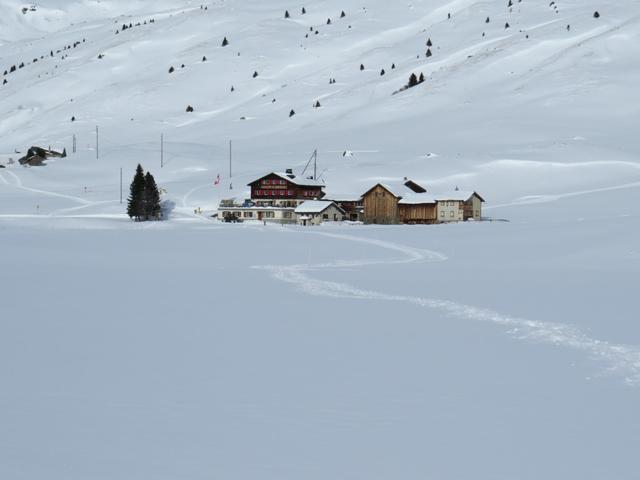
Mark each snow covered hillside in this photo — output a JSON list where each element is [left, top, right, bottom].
[[1, 0, 640, 479]]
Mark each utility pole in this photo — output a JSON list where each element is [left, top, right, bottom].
[[313, 149, 317, 180], [119, 167, 123, 204], [95, 126, 99, 160], [160, 133, 164, 168], [229, 139, 233, 190], [72, 134, 77, 154]]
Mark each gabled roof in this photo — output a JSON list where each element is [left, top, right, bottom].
[[434, 191, 485, 202], [361, 179, 427, 199], [294, 200, 345, 214], [248, 172, 325, 188], [398, 191, 485, 205]]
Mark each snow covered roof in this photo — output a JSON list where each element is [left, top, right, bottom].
[[398, 193, 436, 205], [433, 191, 484, 202], [363, 179, 427, 198], [294, 200, 343, 214], [248, 172, 325, 188], [398, 191, 485, 204]]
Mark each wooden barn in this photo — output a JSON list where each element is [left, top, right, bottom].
[[362, 179, 485, 224], [361, 179, 428, 224]]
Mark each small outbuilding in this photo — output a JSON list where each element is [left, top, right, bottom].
[[294, 200, 345, 226]]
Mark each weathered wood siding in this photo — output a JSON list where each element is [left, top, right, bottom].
[[362, 185, 399, 224], [399, 204, 437, 224]]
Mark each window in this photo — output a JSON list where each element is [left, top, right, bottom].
[[287, 190, 293, 196], [280, 179, 286, 185], [323, 214, 329, 220], [283, 212, 292, 218], [264, 179, 270, 185], [440, 211, 445, 217], [279, 190, 285, 196], [266, 211, 275, 218], [244, 211, 253, 218], [450, 211, 454, 218]]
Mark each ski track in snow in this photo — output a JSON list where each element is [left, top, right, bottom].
[[0, 168, 92, 206], [254, 230, 640, 386]]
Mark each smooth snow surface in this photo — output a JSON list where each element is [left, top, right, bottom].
[[1, 0, 639, 478]]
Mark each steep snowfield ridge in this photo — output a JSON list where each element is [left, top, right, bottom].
[[0, 0, 639, 215]]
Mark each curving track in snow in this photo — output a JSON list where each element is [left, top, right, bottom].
[[255, 230, 640, 386]]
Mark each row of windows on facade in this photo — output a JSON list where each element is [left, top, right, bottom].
[[261, 179, 288, 185], [223, 211, 292, 219], [254, 189, 318, 197], [439, 210, 479, 217]]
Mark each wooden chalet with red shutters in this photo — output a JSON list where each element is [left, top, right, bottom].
[[248, 170, 326, 207]]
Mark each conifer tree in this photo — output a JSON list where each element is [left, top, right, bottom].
[[593, 11, 600, 18], [505, 22, 510, 28], [380, 68, 385, 75], [486, 16, 490, 23], [314, 100, 321, 108], [285, 10, 290, 18], [327, 18, 331, 24], [301, 7, 306, 14], [289, 109, 296, 117], [426, 48, 432, 57], [419, 73, 425, 83], [222, 36, 229, 46], [169, 66, 175, 73], [360, 63, 365, 71], [143, 172, 161, 220], [341, 10, 346, 18], [426, 38, 432, 47], [127, 164, 146, 220], [408, 73, 418, 87]]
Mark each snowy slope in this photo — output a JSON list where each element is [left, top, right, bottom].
[[1, 1, 640, 479]]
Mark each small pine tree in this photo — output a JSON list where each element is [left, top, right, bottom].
[[593, 11, 600, 18], [143, 172, 161, 220], [169, 66, 175, 73], [419, 73, 425, 83], [314, 100, 321, 108], [222, 36, 229, 46], [360, 63, 365, 71], [285, 10, 290, 18], [505, 22, 510, 29], [301, 7, 306, 14], [380, 68, 385, 75], [426, 48, 432, 57], [408, 73, 418, 87], [2, 79, 7, 85], [426, 38, 432, 47], [202, 56, 207, 61], [289, 109, 296, 117], [327, 18, 331, 24], [508, 0, 513, 6], [186, 105, 194, 112], [486, 16, 490, 23], [253, 71, 258, 78], [391, 63, 395, 69], [341, 10, 346, 18], [127, 164, 146, 220]]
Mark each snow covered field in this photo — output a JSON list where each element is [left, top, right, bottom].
[[1, 0, 640, 478]]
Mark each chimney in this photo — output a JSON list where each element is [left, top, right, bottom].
[[285, 168, 295, 178]]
